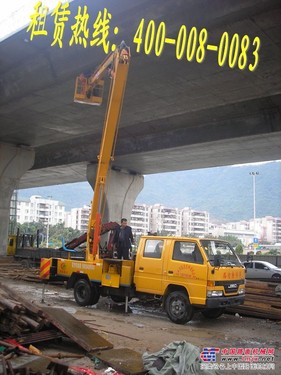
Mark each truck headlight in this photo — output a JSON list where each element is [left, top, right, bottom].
[[238, 288, 245, 295], [207, 290, 223, 297]]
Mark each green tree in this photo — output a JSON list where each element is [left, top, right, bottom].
[[18, 221, 44, 234], [44, 223, 82, 248], [16, 222, 83, 248], [218, 235, 242, 248], [235, 244, 244, 254]]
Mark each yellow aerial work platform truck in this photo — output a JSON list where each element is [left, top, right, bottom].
[[40, 42, 245, 324]]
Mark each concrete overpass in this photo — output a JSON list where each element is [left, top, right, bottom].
[[1, 0, 281, 254]]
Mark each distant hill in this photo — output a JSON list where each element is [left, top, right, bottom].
[[18, 161, 281, 222]]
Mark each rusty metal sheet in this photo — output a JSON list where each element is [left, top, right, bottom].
[[17, 329, 64, 345], [95, 348, 146, 375], [41, 307, 113, 352]]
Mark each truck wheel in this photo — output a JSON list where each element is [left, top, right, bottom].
[[74, 279, 100, 306], [165, 291, 193, 324], [89, 284, 100, 305], [202, 308, 225, 319]]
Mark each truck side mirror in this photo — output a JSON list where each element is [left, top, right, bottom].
[[214, 254, 221, 267]]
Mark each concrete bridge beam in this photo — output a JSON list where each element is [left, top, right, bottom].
[[0, 143, 35, 255]]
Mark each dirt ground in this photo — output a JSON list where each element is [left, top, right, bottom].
[[2, 277, 281, 375]]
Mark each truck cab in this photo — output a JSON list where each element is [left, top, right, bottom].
[[134, 236, 245, 323]]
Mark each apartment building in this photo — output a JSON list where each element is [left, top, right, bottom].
[[130, 204, 150, 236], [15, 196, 281, 245], [17, 195, 65, 225], [17, 200, 183, 236], [181, 207, 209, 237], [130, 204, 209, 237], [64, 203, 209, 237], [65, 205, 91, 231], [149, 204, 181, 236], [251, 216, 281, 244]]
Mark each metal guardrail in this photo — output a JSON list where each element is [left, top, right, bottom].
[[239, 254, 281, 267]]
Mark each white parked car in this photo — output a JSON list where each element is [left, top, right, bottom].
[[243, 260, 281, 279]]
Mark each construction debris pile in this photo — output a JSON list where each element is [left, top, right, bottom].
[[0, 287, 46, 337], [227, 279, 281, 320], [0, 283, 146, 375], [0, 283, 73, 374]]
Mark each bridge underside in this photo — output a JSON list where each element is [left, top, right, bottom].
[[0, 0, 280, 189], [20, 94, 281, 188]]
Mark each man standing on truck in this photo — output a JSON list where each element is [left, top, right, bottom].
[[113, 218, 134, 260]]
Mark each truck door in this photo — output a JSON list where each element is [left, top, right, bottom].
[[164, 240, 207, 305], [134, 239, 165, 294]]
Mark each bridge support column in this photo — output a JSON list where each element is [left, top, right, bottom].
[[0, 144, 35, 256], [86, 164, 144, 224]]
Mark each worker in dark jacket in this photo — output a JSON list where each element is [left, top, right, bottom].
[[113, 218, 134, 260]]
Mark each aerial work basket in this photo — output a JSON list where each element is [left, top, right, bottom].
[[74, 75, 104, 105]]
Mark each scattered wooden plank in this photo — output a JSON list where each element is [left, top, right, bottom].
[[0, 262, 41, 283], [227, 279, 281, 320], [245, 295, 281, 308], [228, 306, 281, 320]]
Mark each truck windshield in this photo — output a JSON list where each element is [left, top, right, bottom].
[[200, 240, 242, 267]]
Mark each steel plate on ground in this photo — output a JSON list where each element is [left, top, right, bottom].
[[95, 348, 146, 375], [41, 307, 113, 352]]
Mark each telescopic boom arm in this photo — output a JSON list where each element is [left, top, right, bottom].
[[74, 42, 130, 261]]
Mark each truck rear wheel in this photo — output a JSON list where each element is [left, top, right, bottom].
[[74, 279, 100, 306], [201, 308, 225, 319], [165, 291, 193, 324]]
